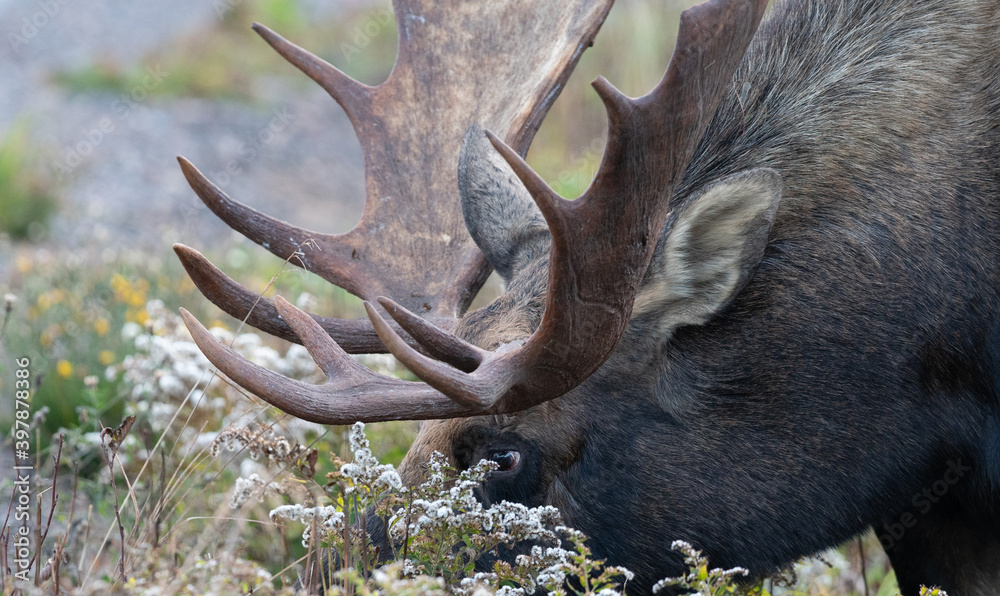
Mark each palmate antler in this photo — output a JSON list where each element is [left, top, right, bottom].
[[176, 0, 615, 350], [179, 0, 769, 424]]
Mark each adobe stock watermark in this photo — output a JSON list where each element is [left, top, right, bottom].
[[7, 0, 73, 53], [554, 137, 605, 195], [212, 0, 248, 20], [208, 105, 296, 189], [878, 458, 972, 549], [340, 4, 394, 63], [51, 64, 169, 178], [11, 357, 34, 582]]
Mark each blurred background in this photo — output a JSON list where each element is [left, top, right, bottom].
[[0, 0, 900, 592]]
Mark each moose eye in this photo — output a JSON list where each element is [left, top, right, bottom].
[[489, 450, 521, 472]]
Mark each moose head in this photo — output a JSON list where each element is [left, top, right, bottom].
[[174, 0, 1000, 593]]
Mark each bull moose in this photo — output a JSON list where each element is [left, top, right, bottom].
[[172, 0, 1000, 593]]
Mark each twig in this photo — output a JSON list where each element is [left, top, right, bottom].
[[1, 526, 8, 590], [858, 535, 870, 596], [51, 465, 79, 596], [101, 434, 128, 585], [31, 433, 64, 589], [78, 505, 92, 583], [1, 471, 17, 549], [52, 539, 64, 594], [0, 293, 15, 341], [357, 494, 370, 579], [154, 451, 165, 546], [39, 433, 64, 551], [306, 516, 318, 593]]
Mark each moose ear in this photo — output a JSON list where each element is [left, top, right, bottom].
[[633, 168, 783, 333], [458, 123, 550, 284]]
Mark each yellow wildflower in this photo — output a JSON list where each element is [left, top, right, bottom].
[[56, 360, 73, 378], [99, 350, 115, 366], [94, 318, 110, 336], [40, 324, 60, 347], [16, 255, 31, 274], [111, 273, 131, 302]]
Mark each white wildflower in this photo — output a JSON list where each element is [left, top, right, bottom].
[[121, 321, 143, 340], [269, 504, 345, 547]]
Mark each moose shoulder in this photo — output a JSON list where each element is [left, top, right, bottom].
[[174, 0, 1000, 593]]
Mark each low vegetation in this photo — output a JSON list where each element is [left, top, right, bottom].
[[0, 121, 59, 241], [0, 252, 942, 595]]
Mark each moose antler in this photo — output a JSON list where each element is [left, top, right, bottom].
[[180, 0, 769, 424], [176, 0, 614, 352], [369, 0, 771, 412]]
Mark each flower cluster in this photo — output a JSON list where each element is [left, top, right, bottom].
[[270, 423, 634, 596], [652, 540, 749, 596], [230, 472, 285, 509], [269, 504, 347, 547], [114, 300, 325, 435], [340, 422, 404, 495], [212, 424, 319, 479]]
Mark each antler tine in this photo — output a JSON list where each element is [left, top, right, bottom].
[[174, 244, 459, 354], [252, 23, 371, 125], [376, 297, 487, 373], [482, 130, 568, 234], [180, 306, 477, 424], [373, 0, 770, 412], [272, 296, 354, 378], [364, 302, 498, 409], [176, 158, 367, 296]]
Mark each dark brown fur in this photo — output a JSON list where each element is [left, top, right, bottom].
[[395, 0, 1000, 593]]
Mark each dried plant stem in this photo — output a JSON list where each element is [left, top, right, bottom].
[[1, 472, 17, 588], [306, 516, 319, 593], [78, 505, 93, 582], [101, 437, 128, 585], [50, 466, 80, 596], [31, 433, 64, 588], [859, 535, 870, 596], [39, 434, 64, 551]]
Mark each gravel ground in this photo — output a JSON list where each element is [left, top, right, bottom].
[[1, 0, 371, 261]]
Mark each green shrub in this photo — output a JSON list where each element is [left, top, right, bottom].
[[0, 121, 59, 240]]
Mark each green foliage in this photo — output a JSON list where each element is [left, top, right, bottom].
[[0, 120, 59, 240]]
